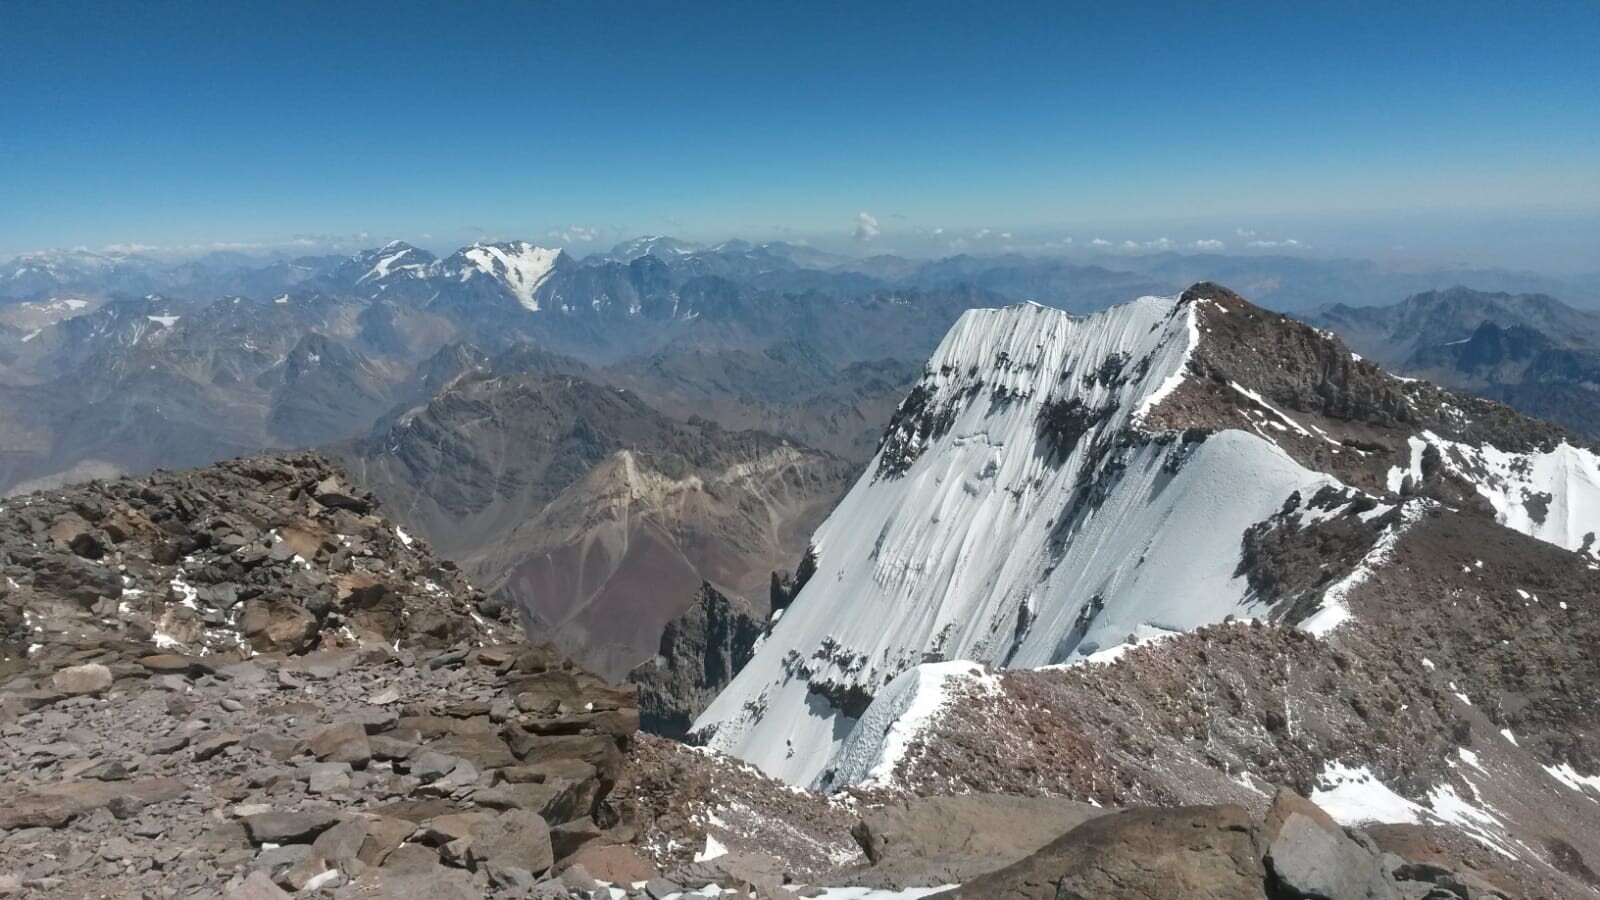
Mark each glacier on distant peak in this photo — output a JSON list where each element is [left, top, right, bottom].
[[454, 241, 562, 311]]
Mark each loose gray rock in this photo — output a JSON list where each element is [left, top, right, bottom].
[[51, 664, 112, 697], [240, 810, 342, 846]]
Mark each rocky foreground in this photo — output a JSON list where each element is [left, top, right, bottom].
[[0, 452, 849, 899], [0, 450, 1592, 899]]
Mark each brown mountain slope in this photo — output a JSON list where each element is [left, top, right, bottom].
[[336, 371, 853, 679]]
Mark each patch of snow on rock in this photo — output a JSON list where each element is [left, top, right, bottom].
[[831, 661, 999, 789], [1303, 500, 1426, 636], [1311, 762, 1421, 825]]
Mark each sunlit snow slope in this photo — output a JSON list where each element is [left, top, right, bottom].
[[453, 241, 562, 311], [692, 295, 1347, 785]]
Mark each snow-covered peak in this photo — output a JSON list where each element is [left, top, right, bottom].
[[610, 235, 701, 261], [451, 241, 563, 311], [693, 284, 1600, 791], [873, 296, 1196, 477], [689, 293, 1363, 785], [354, 241, 432, 285]]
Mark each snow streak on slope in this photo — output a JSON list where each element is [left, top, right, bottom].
[[829, 661, 999, 789], [1413, 431, 1600, 555], [692, 296, 1344, 786], [357, 242, 428, 284], [456, 241, 561, 311]]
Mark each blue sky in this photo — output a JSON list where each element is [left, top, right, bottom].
[[2, 0, 1597, 268]]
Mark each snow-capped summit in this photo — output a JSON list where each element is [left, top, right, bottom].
[[440, 241, 564, 311], [609, 235, 702, 261], [691, 283, 1600, 788], [351, 241, 435, 285]]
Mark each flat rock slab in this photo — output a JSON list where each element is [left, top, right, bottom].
[[0, 777, 185, 829], [852, 792, 1110, 886], [942, 804, 1267, 900], [240, 810, 343, 845]]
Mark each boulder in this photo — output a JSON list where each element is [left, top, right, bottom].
[[852, 793, 1109, 885], [467, 809, 554, 875], [223, 871, 292, 900], [52, 663, 113, 696], [553, 841, 658, 883], [941, 804, 1267, 899], [310, 817, 369, 864], [550, 816, 604, 859], [240, 810, 342, 846], [1267, 812, 1395, 900], [302, 720, 371, 766], [0, 778, 185, 829], [426, 733, 517, 770], [357, 815, 418, 867]]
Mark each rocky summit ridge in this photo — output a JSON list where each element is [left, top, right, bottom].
[[677, 284, 1600, 895]]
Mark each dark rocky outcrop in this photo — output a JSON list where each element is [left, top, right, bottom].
[[0, 451, 660, 897], [940, 803, 1267, 899], [936, 789, 1517, 900], [844, 793, 1109, 888], [627, 582, 764, 741], [0, 451, 515, 669], [1309, 287, 1600, 440], [1147, 283, 1585, 498]]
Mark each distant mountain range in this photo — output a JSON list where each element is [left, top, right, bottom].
[[4, 236, 1600, 684], [1309, 286, 1600, 438], [333, 360, 854, 679]]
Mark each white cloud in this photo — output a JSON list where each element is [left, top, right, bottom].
[[854, 211, 880, 242], [1235, 227, 1256, 238], [75, 233, 372, 259], [1090, 238, 1112, 248], [547, 225, 600, 244], [999, 232, 1013, 240], [1193, 239, 1225, 250], [1246, 238, 1305, 249]]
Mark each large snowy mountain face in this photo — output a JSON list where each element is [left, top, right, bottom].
[[441, 241, 563, 311], [692, 283, 1600, 788]]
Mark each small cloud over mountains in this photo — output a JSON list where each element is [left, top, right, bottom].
[[854, 211, 881, 242]]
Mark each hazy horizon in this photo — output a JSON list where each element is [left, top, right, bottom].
[[5, 1, 1596, 273]]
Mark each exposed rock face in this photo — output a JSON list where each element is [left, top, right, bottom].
[[844, 793, 1108, 888], [937, 790, 1521, 900], [616, 733, 865, 882], [627, 582, 764, 740], [1147, 282, 1582, 496], [0, 451, 513, 667], [865, 508, 1600, 893], [941, 803, 1267, 899], [1310, 286, 1600, 439], [0, 450, 676, 897]]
